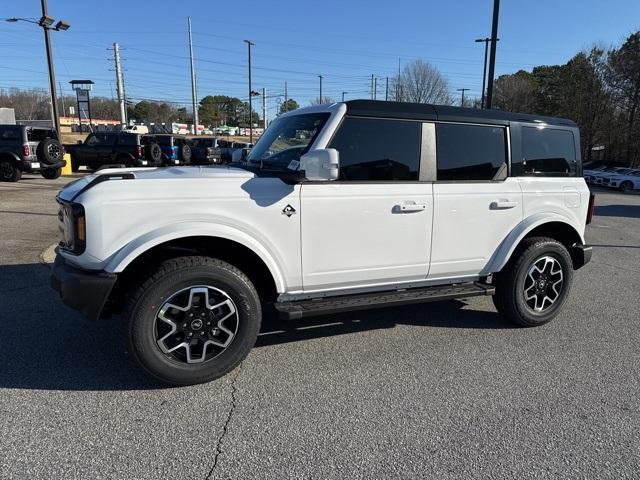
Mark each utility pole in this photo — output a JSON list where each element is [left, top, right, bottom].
[[113, 43, 127, 125], [341, 91, 347, 102], [371, 74, 374, 100], [374, 77, 377, 100], [262, 87, 267, 129], [485, 0, 500, 109], [318, 75, 323, 103], [457, 88, 470, 107], [41, 0, 60, 134], [58, 81, 65, 117], [396, 58, 401, 101], [385, 77, 389, 101], [244, 39, 255, 143], [475, 37, 499, 109], [284, 81, 288, 107], [188, 17, 199, 134]]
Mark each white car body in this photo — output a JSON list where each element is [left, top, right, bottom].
[[607, 170, 640, 190], [56, 102, 590, 299]]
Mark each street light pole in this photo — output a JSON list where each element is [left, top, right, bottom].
[[475, 37, 499, 109], [188, 17, 199, 134], [318, 75, 323, 103], [485, 0, 501, 110], [244, 39, 255, 143], [41, 0, 60, 134], [6, 4, 69, 135]]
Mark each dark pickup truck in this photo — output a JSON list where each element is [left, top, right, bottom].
[[65, 131, 162, 171]]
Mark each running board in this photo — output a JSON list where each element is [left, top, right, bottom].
[[275, 282, 495, 320]]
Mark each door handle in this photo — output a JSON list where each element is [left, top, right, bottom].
[[490, 200, 518, 210], [394, 201, 428, 213]]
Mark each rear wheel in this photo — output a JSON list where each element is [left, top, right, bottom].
[[620, 181, 633, 192], [493, 237, 573, 327], [41, 167, 61, 179], [70, 155, 80, 172], [0, 159, 21, 182], [124, 256, 261, 386]]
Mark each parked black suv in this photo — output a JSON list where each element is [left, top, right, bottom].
[[0, 125, 66, 181], [65, 131, 162, 171], [184, 136, 223, 165]]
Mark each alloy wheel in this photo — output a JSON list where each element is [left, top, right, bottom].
[[523, 255, 564, 313], [155, 285, 239, 364]]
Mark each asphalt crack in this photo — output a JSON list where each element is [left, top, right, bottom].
[[206, 363, 243, 479]]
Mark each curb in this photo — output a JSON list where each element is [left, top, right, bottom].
[[39, 243, 58, 268]]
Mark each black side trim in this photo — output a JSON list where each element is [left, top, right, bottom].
[[275, 281, 495, 320], [50, 255, 117, 320], [70, 172, 135, 201], [569, 244, 592, 270]]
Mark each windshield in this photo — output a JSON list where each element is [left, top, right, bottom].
[[247, 113, 330, 170]]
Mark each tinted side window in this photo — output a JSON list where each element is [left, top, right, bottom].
[[436, 123, 506, 181], [1, 128, 20, 140], [516, 127, 577, 176], [85, 134, 100, 146], [329, 117, 420, 181], [118, 133, 138, 146]]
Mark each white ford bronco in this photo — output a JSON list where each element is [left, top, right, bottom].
[[51, 100, 594, 386]]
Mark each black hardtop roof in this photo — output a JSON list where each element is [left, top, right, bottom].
[[344, 100, 576, 127]]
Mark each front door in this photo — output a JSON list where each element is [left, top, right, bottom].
[[300, 116, 433, 292]]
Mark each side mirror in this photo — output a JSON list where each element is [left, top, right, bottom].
[[299, 148, 339, 181]]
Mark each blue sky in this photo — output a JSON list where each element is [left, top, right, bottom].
[[1, 0, 639, 119]]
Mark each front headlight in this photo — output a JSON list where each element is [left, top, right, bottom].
[[57, 200, 86, 254]]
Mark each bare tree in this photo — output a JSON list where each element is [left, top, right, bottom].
[[389, 60, 452, 105], [493, 71, 535, 113], [310, 96, 336, 105]]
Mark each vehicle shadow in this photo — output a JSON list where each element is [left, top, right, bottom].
[[594, 204, 640, 219], [256, 300, 513, 348], [0, 263, 510, 392]]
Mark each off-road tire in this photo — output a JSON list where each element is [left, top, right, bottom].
[[493, 236, 573, 327], [41, 167, 61, 179], [36, 138, 63, 166], [146, 142, 162, 164], [179, 144, 192, 163], [124, 256, 261, 386], [0, 158, 21, 182]]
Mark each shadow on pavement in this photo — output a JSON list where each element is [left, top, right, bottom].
[[0, 262, 510, 391], [594, 204, 640, 219]]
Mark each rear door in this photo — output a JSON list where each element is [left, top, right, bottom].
[[429, 122, 522, 279], [300, 116, 433, 292], [96, 133, 117, 162]]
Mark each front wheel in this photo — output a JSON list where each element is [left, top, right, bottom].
[[493, 237, 573, 327], [41, 167, 62, 179], [124, 256, 261, 386]]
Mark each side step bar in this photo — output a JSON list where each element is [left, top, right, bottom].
[[275, 282, 495, 320]]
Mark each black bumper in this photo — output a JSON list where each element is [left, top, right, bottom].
[[570, 244, 592, 270], [50, 254, 117, 320]]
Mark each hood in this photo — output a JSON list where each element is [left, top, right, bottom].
[[57, 165, 256, 202]]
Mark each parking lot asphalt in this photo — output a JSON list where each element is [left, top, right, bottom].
[[0, 174, 639, 479]]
